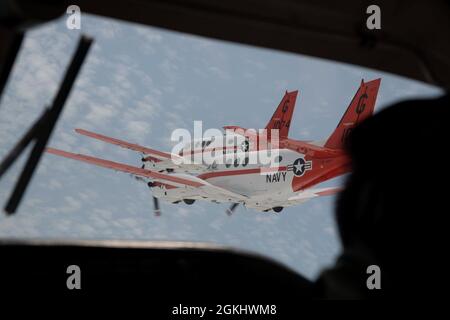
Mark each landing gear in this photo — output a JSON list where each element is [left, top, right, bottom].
[[226, 203, 239, 216], [183, 199, 196, 205], [152, 196, 161, 217], [272, 206, 283, 213]]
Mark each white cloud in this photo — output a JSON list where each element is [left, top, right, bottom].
[[208, 65, 230, 80], [126, 120, 150, 141], [85, 103, 118, 126]]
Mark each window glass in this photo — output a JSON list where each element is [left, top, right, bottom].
[[0, 14, 442, 281]]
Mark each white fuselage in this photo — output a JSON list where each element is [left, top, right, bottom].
[[148, 140, 309, 209]]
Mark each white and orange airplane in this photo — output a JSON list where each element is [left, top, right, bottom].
[[46, 78, 381, 215]]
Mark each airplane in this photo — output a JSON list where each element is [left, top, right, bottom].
[[46, 78, 381, 216]]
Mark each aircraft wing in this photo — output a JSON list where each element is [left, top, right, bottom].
[[45, 148, 247, 202], [75, 128, 178, 161], [46, 148, 202, 187], [287, 187, 342, 202], [75, 129, 205, 171], [246, 186, 342, 211]]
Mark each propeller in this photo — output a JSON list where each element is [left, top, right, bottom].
[[226, 203, 239, 216], [153, 196, 161, 216], [146, 181, 161, 216], [131, 161, 162, 217]]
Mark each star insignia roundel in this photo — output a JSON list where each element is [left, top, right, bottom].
[[292, 158, 312, 177]]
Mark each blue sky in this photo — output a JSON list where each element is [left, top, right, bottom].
[[0, 15, 442, 279]]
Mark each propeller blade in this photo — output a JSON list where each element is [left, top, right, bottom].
[[153, 196, 161, 216], [226, 203, 239, 216]]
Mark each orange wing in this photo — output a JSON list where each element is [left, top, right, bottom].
[[46, 148, 203, 188], [75, 129, 174, 160]]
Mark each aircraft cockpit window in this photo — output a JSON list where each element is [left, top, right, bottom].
[[0, 13, 442, 283]]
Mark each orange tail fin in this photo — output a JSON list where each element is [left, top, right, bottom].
[[265, 90, 298, 139], [324, 78, 381, 149]]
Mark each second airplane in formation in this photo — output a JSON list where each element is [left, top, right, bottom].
[[47, 78, 381, 215]]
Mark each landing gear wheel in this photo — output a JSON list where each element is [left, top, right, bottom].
[[272, 206, 283, 213], [183, 199, 196, 205]]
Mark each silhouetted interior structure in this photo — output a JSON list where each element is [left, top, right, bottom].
[[0, 0, 448, 300]]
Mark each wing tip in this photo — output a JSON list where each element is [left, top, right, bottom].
[[45, 147, 58, 154], [75, 128, 88, 135], [45, 147, 72, 157], [316, 187, 343, 196]]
